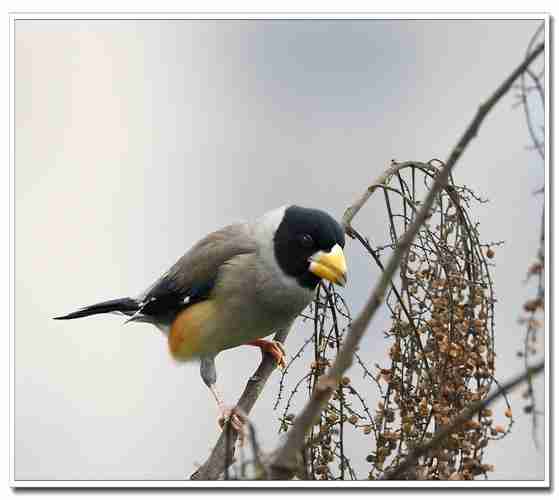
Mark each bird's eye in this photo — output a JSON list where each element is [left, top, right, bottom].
[[299, 234, 314, 249]]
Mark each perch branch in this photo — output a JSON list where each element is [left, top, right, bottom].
[[191, 39, 544, 482], [190, 326, 292, 480]]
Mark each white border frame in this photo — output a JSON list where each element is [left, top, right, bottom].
[[8, 11, 550, 489]]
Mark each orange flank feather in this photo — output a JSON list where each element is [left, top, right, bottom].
[[168, 300, 216, 360]]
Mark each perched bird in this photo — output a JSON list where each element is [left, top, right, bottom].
[[55, 205, 347, 431]]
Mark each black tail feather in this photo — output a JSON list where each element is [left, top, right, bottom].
[[54, 297, 139, 320]]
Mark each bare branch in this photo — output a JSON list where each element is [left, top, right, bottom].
[[269, 157, 455, 479], [341, 161, 438, 236], [191, 38, 545, 483], [445, 42, 543, 170], [268, 41, 545, 481], [190, 326, 292, 480], [342, 42, 544, 237]]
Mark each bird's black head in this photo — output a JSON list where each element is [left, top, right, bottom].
[[274, 205, 347, 290]]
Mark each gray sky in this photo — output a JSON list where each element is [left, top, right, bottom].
[[14, 18, 545, 481]]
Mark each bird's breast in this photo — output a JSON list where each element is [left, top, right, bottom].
[[167, 254, 315, 360]]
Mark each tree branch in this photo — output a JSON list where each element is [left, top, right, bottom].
[[342, 42, 544, 236], [268, 41, 545, 480], [190, 326, 292, 480], [445, 42, 543, 170], [269, 157, 455, 479], [191, 39, 545, 482]]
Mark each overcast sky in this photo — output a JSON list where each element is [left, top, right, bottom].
[[14, 18, 545, 482]]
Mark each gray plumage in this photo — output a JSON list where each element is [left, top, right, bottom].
[[141, 207, 315, 355], [54, 205, 347, 429]]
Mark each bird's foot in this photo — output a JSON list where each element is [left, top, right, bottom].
[[218, 405, 246, 443], [247, 339, 287, 369]]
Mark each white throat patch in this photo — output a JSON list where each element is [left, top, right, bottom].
[[251, 206, 304, 290]]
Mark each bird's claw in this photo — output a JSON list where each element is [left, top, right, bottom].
[[218, 406, 246, 444], [246, 339, 288, 370], [261, 340, 287, 370]]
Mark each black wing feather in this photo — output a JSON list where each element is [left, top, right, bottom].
[[139, 275, 217, 318], [54, 297, 139, 320]]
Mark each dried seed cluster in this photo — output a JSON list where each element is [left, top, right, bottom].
[[516, 242, 545, 436], [276, 163, 513, 481], [367, 169, 510, 480], [278, 284, 372, 480]]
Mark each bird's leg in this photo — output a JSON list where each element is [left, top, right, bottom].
[[246, 339, 287, 369], [200, 356, 245, 438]]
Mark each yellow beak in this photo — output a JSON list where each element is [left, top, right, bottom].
[[308, 244, 348, 287]]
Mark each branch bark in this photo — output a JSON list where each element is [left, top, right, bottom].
[[269, 158, 455, 479], [445, 42, 543, 170], [191, 40, 545, 482], [342, 42, 544, 237], [190, 326, 291, 480], [268, 41, 545, 480]]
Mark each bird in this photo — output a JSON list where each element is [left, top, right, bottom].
[[54, 205, 348, 432]]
